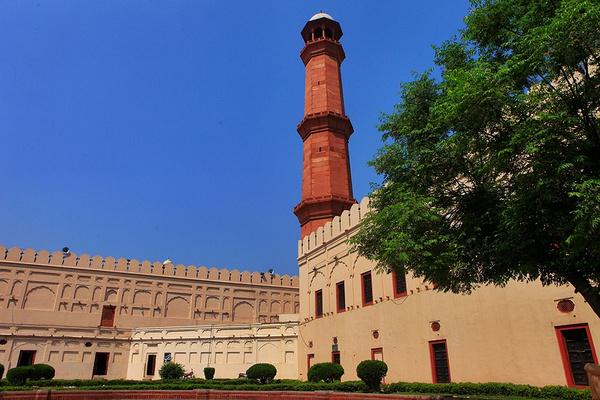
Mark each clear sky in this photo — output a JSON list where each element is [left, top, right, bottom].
[[0, 1, 471, 276]]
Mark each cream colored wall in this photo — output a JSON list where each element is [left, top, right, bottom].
[[0, 246, 299, 330], [297, 198, 600, 386], [0, 324, 130, 379], [127, 320, 299, 380], [0, 246, 300, 379]]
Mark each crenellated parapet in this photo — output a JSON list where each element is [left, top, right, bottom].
[[297, 196, 370, 258], [0, 246, 298, 288]]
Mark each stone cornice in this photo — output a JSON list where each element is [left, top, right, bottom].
[[300, 38, 345, 65], [293, 196, 356, 226], [296, 111, 353, 141]]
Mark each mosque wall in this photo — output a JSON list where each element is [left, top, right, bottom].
[[0, 246, 300, 379], [297, 197, 600, 387], [127, 316, 298, 380]]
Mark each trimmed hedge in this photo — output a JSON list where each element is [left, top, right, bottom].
[[383, 381, 590, 400], [31, 364, 55, 380], [0, 381, 366, 392], [158, 362, 185, 380], [356, 360, 387, 392], [246, 363, 277, 384], [6, 366, 35, 385], [307, 362, 344, 383], [203, 367, 215, 380], [0, 378, 590, 399]]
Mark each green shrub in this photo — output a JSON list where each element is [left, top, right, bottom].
[[246, 363, 277, 384], [307, 362, 344, 383], [203, 367, 215, 380], [356, 360, 387, 391], [382, 381, 590, 400], [6, 366, 35, 385], [0, 363, 4, 380], [158, 362, 185, 380], [31, 364, 55, 380]]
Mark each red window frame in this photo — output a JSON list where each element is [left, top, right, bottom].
[[361, 271, 373, 307], [100, 305, 116, 327], [371, 347, 384, 361], [307, 353, 315, 371], [331, 351, 341, 364], [315, 290, 323, 318], [336, 281, 346, 313], [392, 271, 407, 298], [429, 339, 451, 383], [555, 323, 598, 388]]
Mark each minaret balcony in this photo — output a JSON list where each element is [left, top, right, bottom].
[[297, 111, 353, 141]]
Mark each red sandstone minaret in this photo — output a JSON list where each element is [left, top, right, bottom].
[[294, 12, 356, 237]]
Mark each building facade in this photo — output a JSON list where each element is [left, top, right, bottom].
[[0, 245, 299, 379], [296, 198, 600, 387]]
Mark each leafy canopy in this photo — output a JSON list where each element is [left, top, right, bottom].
[[351, 0, 600, 316]]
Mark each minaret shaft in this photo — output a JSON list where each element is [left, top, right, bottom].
[[294, 14, 356, 238]]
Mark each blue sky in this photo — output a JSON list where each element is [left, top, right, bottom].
[[0, 1, 470, 276]]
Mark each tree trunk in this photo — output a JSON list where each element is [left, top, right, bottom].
[[567, 274, 600, 319]]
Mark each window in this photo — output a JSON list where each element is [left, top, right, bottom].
[[371, 347, 383, 361], [336, 281, 346, 312], [307, 354, 315, 371], [315, 290, 323, 318], [361, 271, 373, 306], [17, 350, 36, 366], [100, 305, 116, 327], [429, 340, 451, 383], [556, 324, 598, 387], [332, 351, 340, 364], [393, 271, 407, 297], [145, 354, 157, 376], [93, 352, 110, 376]]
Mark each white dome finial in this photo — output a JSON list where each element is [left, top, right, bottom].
[[309, 12, 334, 21]]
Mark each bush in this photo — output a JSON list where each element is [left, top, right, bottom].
[[307, 362, 344, 383], [203, 367, 215, 380], [158, 362, 185, 380], [6, 366, 35, 385], [356, 360, 387, 392], [31, 364, 55, 380], [0, 363, 4, 380], [382, 381, 590, 400], [246, 363, 277, 384]]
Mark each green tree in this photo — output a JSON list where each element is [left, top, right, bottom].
[[158, 362, 185, 380], [352, 0, 600, 317]]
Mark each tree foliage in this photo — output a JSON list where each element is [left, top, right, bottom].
[[356, 360, 388, 392], [158, 362, 185, 380], [351, 0, 600, 316], [307, 362, 344, 383], [246, 363, 277, 384]]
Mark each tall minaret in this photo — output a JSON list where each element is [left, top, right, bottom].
[[294, 12, 356, 237]]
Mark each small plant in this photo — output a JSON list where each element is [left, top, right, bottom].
[[6, 366, 36, 385], [0, 363, 4, 380], [203, 367, 215, 380], [158, 362, 185, 380], [307, 362, 344, 383], [31, 364, 56, 380], [246, 363, 277, 384], [356, 360, 387, 392]]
